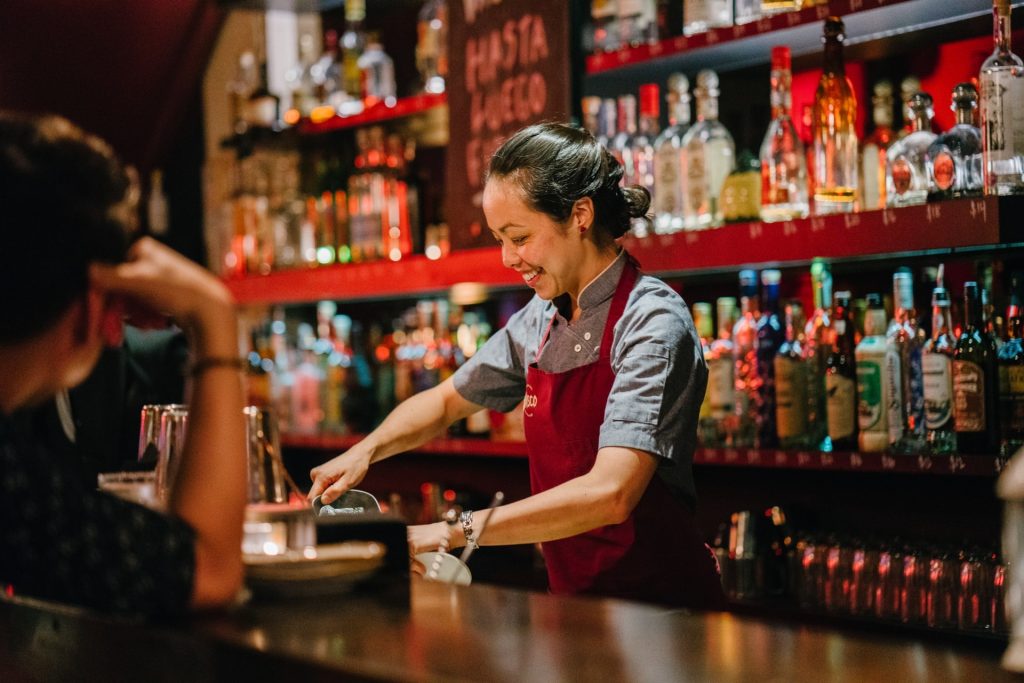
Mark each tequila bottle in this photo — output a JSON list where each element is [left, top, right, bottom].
[[681, 70, 735, 229], [861, 80, 896, 211], [898, 76, 922, 139], [416, 0, 448, 94], [285, 33, 321, 119], [683, 0, 732, 37], [654, 74, 691, 234], [708, 297, 738, 446], [590, 0, 621, 53], [812, 17, 858, 215], [826, 291, 858, 451], [923, 267, 956, 455], [735, 0, 762, 26], [358, 39, 396, 108], [631, 83, 661, 236], [610, 95, 639, 187], [757, 270, 785, 448], [888, 269, 926, 453], [341, 0, 368, 111], [760, 46, 809, 223], [733, 270, 761, 448], [618, 0, 658, 46], [928, 83, 983, 200], [999, 271, 1024, 456], [981, 0, 1024, 195], [886, 93, 937, 207], [776, 301, 809, 449], [804, 260, 832, 451], [856, 294, 896, 453], [695, 302, 716, 445], [953, 282, 1000, 454]]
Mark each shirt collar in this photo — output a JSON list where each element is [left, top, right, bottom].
[[552, 250, 626, 320]]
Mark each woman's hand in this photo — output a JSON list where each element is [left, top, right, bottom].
[[407, 521, 463, 557], [308, 448, 372, 505]]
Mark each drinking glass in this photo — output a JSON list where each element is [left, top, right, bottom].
[[138, 403, 184, 467], [244, 406, 289, 504], [155, 406, 189, 503]]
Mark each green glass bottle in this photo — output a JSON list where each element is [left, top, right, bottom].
[[826, 291, 858, 451], [953, 281, 1000, 454]]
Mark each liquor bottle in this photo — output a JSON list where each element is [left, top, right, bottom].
[[733, 270, 761, 448], [759, 46, 809, 223], [292, 323, 325, 433], [285, 33, 320, 121], [999, 271, 1024, 456], [341, 0, 368, 111], [735, 0, 761, 26], [861, 80, 896, 211], [246, 53, 280, 130], [981, 0, 1024, 195], [886, 93, 937, 207], [708, 297, 738, 446], [898, 76, 922, 140], [416, 0, 448, 94], [804, 260, 833, 451], [683, 0, 732, 37], [721, 151, 762, 223], [315, 30, 344, 119], [923, 267, 956, 454], [598, 97, 618, 149], [928, 83, 983, 200], [695, 302, 716, 444], [953, 282, 1000, 454], [590, 0, 621, 53], [757, 270, 785, 448], [888, 269, 926, 453], [776, 301, 809, 449], [653, 74, 691, 235], [358, 38, 396, 108], [681, 70, 736, 229], [228, 51, 258, 135], [856, 294, 896, 452], [826, 291, 858, 451], [610, 95, 639, 187], [812, 17, 858, 215], [618, 0, 658, 47], [761, 0, 801, 16], [631, 83, 661, 237], [582, 96, 603, 138]]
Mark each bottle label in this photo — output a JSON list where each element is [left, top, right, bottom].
[[708, 357, 734, 417], [891, 157, 912, 196], [906, 345, 924, 436], [885, 348, 903, 445], [686, 142, 707, 218], [775, 357, 807, 438], [1000, 364, 1024, 439], [856, 359, 883, 432], [826, 373, 856, 441], [654, 146, 683, 217], [983, 69, 1024, 169], [953, 360, 986, 432], [933, 150, 955, 191], [923, 352, 952, 430], [861, 143, 883, 210]]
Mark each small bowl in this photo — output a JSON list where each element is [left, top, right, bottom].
[[312, 489, 381, 517]]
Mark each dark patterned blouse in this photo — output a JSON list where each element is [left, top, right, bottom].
[[0, 411, 195, 617]]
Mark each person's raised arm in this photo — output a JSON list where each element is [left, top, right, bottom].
[[90, 237, 246, 609], [309, 376, 483, 505]]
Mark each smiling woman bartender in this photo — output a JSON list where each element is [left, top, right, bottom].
[[310, 123, 724, 609]]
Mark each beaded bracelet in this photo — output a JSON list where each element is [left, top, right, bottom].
[[188, 356, 248, 377]]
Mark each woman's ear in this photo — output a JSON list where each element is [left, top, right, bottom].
[[573, 196, 596, 235], [78, 287, 123, 348]]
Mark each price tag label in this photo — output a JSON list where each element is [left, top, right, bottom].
[[732, 25, 746, 39], [746, 450, 762, 465], [706, 30, 720, 46], [969, 199, 988, 222], [673, 37, 689, 51], [843, 213, 861, 229], [724, 448, 739, 463], [949, 455, 966, 473], [685, 230, 699, 245], [749, 222, 764, 239], [617, 50, 630, 64], [882, 210, 897, 226], [849, 0, 864, 12], [775, 451, 789, 466], [821, 452, 835, 467], [757, 18, 772, 33], [788, 11, 802, 25], [917, 455, 933, 472], [810, 217, 826, 233], [797, 452, 812, 467], [850, 453, 863, 469], [702, 449, 719, 462], [817, 4, 831, 18], [926, 204, 942, 222], [783, 221, 798, 237], [881, 455, 897, 470], [649, 42, 664, 56]]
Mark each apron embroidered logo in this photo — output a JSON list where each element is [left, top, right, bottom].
[[524, 386, 538, 417]]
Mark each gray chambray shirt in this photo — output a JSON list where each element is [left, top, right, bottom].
[[452, 251, 707, 510]]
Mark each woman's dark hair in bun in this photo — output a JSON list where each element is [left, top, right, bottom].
[[486, 122, 650, 243]]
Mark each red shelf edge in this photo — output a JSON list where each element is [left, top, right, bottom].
[[295, 93, 447, 135], [585, 0, 909, 75], [695, 447, 1008, 476], [280, 432, 530, 458]]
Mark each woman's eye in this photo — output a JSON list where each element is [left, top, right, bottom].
[[511, 236, 527, 246]]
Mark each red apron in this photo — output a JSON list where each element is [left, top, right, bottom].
[[524, 259, 725, 609]]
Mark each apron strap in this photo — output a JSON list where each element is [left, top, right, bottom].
[[599, 257, 640, 362]]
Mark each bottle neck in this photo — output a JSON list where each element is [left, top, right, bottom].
[[639, 113, 659, 136], [762, 284, 780, 315], [1011, 317, 1024, 340], [813, 273, 833, 312], [932, 304, 953, 340], [995, 4, 1013, 56], [910, 109, 931, 133], [965, 295, 984, 331], [669, 101, 691, 128], [955, 105, 975, 127], [740, 294, 757, 316], [770, 68, 793, 120], [873, 103, 893, 130], [619, 103, 637, 134], [696, 94, 718, 123], [823, 38, 846, 76]]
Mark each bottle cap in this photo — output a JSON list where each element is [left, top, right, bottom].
[[771, 46, 791, 71], [761, 269, 782, 286], [823, 17, 845, 41], [739, 269, 758, 287], [695, 70, 720, 98], [866, 293, 883, 309], [951, 82, 979, 111], [639, 83, 660, 118], [667, 72, 689, 95]]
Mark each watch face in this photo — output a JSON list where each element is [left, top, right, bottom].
[[933, 151, 955, 191]]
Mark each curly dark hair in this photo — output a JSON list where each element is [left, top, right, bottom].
[[0, 112, 134, 343], [486, 122, 650, 243]]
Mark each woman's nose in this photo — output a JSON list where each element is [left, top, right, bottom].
[[501, 243, 520, 269]]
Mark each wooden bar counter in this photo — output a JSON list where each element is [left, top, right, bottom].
[[0, 577, 1018, 682]]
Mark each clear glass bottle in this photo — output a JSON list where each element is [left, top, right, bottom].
[[631, 83, 661, 237], [610, 95, 639, 187], [733, 270, 761, 448], [888, 269, 926, 453], [735, 0, 762, 26], [886, 93, 937, 207], [695, 302, 716, 445], [953, 281, 1000, 454], [776, 301, 809, 449], [618, 0, 659, 46], [923, 266, 957, 455], [681, 70, 736, 229], [358, 38, 396, 108], [861, 80, 896, 211], [898, 76, 923, 140], [757, 269, 785, 448], [314, 30, 343, 116], [582, 96, 603, 138], [709, 297, 738, 446], [804, 260, 832, 451], [826, 291, 858, 451], [928, 83, 983, 200], [761, 0, 801, 16], [812, 17, 858, 215], [760, 46, 809, 223], [591, 0, 621, 53], [999, 271, 1024, 456], [598, 97, 618, 149], [228, 50, 258, 135], [981, 0, 1024, 195], [856, 294, 895, 453], [654, 74, 691, 234], [285, 33, 320, 120], [341, 0, 368, 109], [416, 0, 448, 94], [683, 0, 732, 36]]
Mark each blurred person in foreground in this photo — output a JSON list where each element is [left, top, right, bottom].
[[0, 112, 247, 616]]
